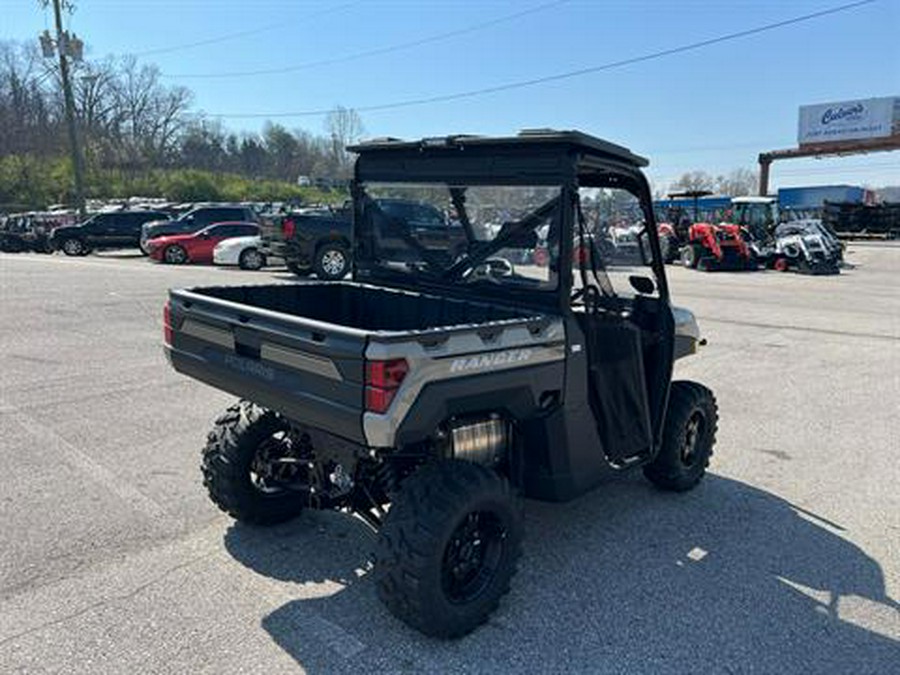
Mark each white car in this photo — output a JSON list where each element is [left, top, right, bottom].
[[213, 235, 269, 270]]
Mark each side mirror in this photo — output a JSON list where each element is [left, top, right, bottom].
[[629, 275, 655, 295]]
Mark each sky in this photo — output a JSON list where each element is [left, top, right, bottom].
[[3, 0, 899, 192]]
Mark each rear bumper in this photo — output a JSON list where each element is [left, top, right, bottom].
[[213, 249, 240, 266], [263, 240, 310, 268]]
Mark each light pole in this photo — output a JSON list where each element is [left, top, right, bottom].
[[39, 0, 86, 218]]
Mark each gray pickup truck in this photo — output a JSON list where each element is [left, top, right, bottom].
[[164, 130, 716, 638]]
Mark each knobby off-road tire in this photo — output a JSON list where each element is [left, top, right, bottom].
[[644, 381, 718, 492], [201, 401, 306, 525], [375, 460, 523, 639]]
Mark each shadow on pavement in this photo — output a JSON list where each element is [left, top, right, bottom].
[[223, 474, 898, 674]]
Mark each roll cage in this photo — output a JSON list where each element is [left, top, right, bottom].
[[349, 130, 669, 314]]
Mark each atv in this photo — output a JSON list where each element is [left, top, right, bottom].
[[164, 130, 718, 638]]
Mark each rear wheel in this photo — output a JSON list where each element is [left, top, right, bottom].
[[163, 244, 188, 264], [201, 401, 307, 525], [644, 381, 717, 492], [375, 460, 523, 639], [314, 243, 349, 280], [239, 247, 265, 270]]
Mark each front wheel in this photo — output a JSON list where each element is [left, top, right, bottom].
[[375, 460, 523, 639], [680, 244, 700, 269], [61, 238, 88, 256], [644, 381, 718, 492], [163, 244, 188, 264], [201, 401, 307, 525], [314, 243, 349, 280]]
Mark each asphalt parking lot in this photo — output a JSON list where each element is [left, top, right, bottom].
[[1, 246, 898, 674]]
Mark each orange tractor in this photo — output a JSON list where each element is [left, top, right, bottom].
[[679, 222, 757, 271]]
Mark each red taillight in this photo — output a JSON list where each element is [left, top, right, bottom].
[[282, 218, 296, 239], [365, 358, 408, 413], [366, 359, 408, 388], [163, 303, 173, 345]]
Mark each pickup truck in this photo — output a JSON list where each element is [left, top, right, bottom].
[[262, 199, 465, 279], [260, 206, 353, 280], [164, 130, 717, 639]]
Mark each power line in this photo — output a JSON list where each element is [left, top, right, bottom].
[[204, 0, 877, 119], [132, 2, 360, 58], [165, 0, 569, 78]]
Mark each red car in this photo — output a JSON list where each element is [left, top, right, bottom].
[[147, 222, 260, 264]]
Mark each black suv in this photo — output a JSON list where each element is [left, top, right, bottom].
[[141, 205, 257, 254], [50, 210, 170, 256]]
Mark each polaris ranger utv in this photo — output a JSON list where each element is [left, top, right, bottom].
[[163, 130, 718, 638]]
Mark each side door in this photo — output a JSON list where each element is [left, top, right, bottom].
[[107, 214, 140, 248], [191, 224, 231, 261], [573, 184, 674, 463], [84, 214, 112, 247]]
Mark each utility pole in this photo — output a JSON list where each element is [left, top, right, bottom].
[[43, 0, 86, 218]]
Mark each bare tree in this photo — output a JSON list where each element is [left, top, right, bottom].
[[325, 106, 364, 178], [111, 57, 191, 169], [0, 41, 60, 156], [670, 170, 715, 193], [715, 168, 758, 197]]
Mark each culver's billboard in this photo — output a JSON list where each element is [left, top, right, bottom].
[[798, 96, 899, 145]]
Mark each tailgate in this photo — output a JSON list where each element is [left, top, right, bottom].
[[259, 216, 287, 256], [259, 216, 283, 245], [165, 287, 367, 444]]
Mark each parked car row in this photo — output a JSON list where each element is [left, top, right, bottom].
[[0, 202, 294, 274]]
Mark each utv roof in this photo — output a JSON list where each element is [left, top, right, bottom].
[[349, 129, 649, 168]]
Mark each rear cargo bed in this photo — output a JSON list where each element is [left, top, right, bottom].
[[165, 282, 545, 445], [193, 281, 532, 331]]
